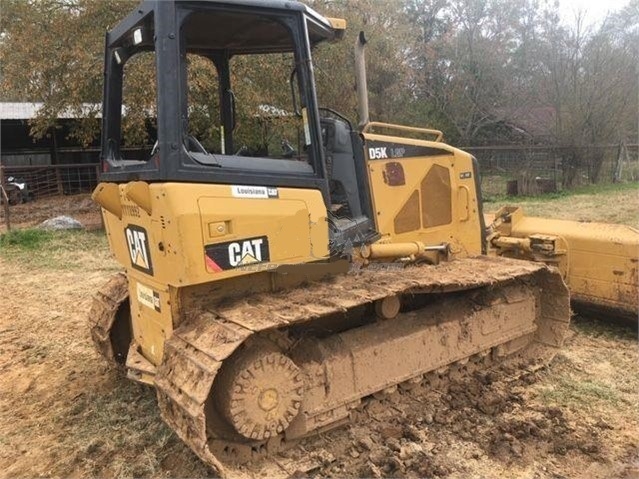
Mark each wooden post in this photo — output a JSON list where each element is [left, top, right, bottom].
[[50, 126, 64, 195], [613, 142, 625, 183], [55, 166, 64, 195], [0, 164, 10, 231], [553, 148, 559, 191]]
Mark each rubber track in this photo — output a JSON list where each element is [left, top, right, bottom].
[[154, 256, 569, 477]]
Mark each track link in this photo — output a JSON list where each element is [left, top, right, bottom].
[[89, 272, 129, 365], [153, 256, 570, 477]]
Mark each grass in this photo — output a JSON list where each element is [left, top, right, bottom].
[[0, 193, 637, 478], [534, 313, 638, 420], [0, 228, 116, 270], [483, 180, 639, 227], [64, 379, 209, 478], [43, 375, 192, 478], [0, 228, 55, 250], [484, 179, 639, 203], [539, 376, 620, 410]]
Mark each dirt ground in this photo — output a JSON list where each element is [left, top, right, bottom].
[[0, 192, 638, 478]]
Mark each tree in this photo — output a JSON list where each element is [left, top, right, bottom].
[[1, 0, 636, 163], [533, 1, 639, 184], [408, 0, 563, 145], [0, 0, 135, 145], [309, 0, 417, 125]]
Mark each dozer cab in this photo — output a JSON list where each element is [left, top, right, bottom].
[[91, 1, 572, 476]]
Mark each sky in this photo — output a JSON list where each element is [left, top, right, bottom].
[[558, 0, 630, 26]]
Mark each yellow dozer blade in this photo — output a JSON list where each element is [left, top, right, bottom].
[[487, 206, 639, 319]]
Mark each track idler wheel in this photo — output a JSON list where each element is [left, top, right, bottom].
[[216, 346, 304, 441]]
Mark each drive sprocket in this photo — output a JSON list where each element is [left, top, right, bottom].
[[216, 347, 304, 440]]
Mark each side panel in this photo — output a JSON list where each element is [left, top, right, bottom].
[[101, 182, 329, 286], [363, 133, 483, 257], [127, 274, 172, 365]]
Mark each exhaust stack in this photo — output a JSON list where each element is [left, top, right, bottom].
[[355, 31, 369, 129]]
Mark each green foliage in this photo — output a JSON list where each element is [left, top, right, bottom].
[[483, 180, 639, 227], [485, 178, 639, 203], [311, 0, 420, 125], [187, 55, 222, 151], [120, 52, 157, 146], [0, 0, 136, 146]]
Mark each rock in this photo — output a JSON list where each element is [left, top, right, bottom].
[[510, 439, 524, 457], [404, 424, 426, 442], [357, 436, 375, 451], [399, 441, 423, 460], [38, 215, 84, 231], [360, 463, 383, 478], [386, 437, 401, 452]]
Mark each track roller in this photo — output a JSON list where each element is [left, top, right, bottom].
[[374, 294, 401, 319]]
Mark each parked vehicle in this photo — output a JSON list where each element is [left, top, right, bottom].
[[1, 176, 33, 205]]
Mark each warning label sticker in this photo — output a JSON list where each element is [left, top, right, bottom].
[[137, 282, 161, 312]]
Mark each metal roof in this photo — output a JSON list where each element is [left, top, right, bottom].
[[0, 102, 100, 120]]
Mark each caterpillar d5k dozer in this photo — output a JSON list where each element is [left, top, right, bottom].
[[90, 1, 570, 476]]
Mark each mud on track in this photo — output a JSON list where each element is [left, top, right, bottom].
[[0, 237, 637, 478]]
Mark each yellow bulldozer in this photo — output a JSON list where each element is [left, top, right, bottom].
[[90, 1, 637, 476]]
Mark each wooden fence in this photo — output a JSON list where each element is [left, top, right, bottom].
[[465, 143, 638, 195]]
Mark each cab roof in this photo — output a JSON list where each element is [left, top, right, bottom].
[[109, 0, 344, 55]]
